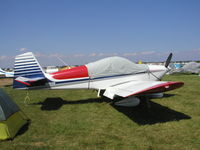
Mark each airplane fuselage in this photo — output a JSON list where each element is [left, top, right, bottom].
[[13, 52, 184, 107], [45, 65, 167, 90]]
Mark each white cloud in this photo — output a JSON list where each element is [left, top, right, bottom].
[[108, 53, 118, 56], [49, 53, 65, 58], [140, 51, 155, 55], [123, 52, 137, 57], [0, 55, 8, 60], [2, 48, 197, 68], [73, 54, 85, 58], [89, 52, 118, 57], [89, 53, 97, 57], [194, 48, 200, 53], [98, 53, 105, 57], [19, 48, 28, 52], [34, 52, 46, 57]]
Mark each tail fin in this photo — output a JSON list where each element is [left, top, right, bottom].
[[0, 68, 5, 74], [13, 52, 47, 89]]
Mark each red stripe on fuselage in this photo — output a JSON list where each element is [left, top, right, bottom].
[[50, 65, 89, 80]]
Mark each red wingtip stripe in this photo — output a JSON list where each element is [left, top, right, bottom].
[[127, 81, 184, 97]]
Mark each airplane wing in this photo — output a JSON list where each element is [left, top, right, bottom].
[[103, 80, 184, 99]]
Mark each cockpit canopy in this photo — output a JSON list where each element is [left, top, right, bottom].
[[86, 56, 148, 78]]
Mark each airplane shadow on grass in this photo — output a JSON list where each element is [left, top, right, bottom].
[[31, 94, 191, 125]]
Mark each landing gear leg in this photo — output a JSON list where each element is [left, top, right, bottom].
[[145, 96, 151, 108], [140, 96, 151, 108]]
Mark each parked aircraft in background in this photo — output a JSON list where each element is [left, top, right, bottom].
[[45, 66, 59, 74], [0, 68, 14, 78], [13, 52, 183, 107], [170, 62, 200, 74]]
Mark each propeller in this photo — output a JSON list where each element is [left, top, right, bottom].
[[165, 53, 173, 68]]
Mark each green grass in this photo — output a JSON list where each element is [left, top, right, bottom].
[[1, 75, 200, 150]]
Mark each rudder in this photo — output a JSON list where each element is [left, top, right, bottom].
[[13, 52, 46, 89]]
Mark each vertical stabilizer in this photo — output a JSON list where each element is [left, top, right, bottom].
[[13, 52, 46, 89], [0, 68, 5, 74]]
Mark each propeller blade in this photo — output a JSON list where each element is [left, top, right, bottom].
[[165, 53, 173, 68]]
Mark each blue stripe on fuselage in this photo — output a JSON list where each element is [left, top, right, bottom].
[[54, 78, 89, 85], [53, 72, 147, 85]]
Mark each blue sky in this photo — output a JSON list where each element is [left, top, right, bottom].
[[0, 0, 200, 67]]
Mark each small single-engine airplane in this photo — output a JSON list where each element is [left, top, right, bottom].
[[0, 68, 14, 78], [13, 52, 184, 107]]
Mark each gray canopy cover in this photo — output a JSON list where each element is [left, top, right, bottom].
[[86, 56, 148, 78]]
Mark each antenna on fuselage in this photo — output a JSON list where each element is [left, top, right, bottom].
[[56, 56, 68, 66]]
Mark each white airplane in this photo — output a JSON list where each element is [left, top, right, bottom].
[[0, 68, 14, 78], [13, 52, 184, 107]]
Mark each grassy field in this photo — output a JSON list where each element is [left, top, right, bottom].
[[0, 75, 200, 150]]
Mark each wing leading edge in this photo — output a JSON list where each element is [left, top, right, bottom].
[[103, 80, 184, 99]]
